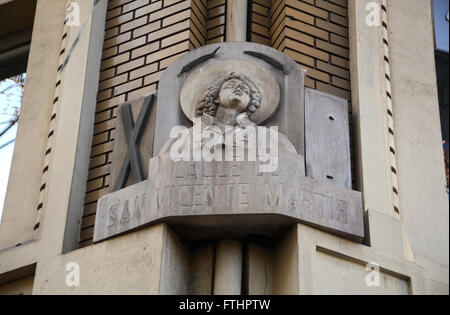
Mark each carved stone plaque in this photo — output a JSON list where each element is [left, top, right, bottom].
[[93, 42, 365, 244], [305, 88, 352, 189], [94, 151, 364, 242]]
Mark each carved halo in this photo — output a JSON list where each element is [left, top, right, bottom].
[[180, 60, 280, 125]]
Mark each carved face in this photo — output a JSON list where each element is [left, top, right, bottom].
[[194, 72, 262, 120], [218, 79, 251, 112]]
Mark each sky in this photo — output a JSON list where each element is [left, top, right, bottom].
[[0, 78, 21, 222], [434, 0, 449, 52]]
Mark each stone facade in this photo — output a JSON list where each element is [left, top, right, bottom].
[[81, 0, 354, 245], [0, 0, 448, 295]]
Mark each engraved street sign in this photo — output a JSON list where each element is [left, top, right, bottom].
[[94, 153, 364, 242]]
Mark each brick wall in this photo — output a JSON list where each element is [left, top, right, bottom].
[[249, 0, 351, 100], [249, 0, 271, 45], [269, 0, 350, 100], [206, 0, 226, 44]]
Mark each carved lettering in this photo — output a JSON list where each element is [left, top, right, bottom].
[[287, 190, 297, 212], [106, 194, 146, 230], [239, 184, 250, 209], [120, 200, 130, 225], [205, 185, 213, 207], [265, 183, 282, 209], [231, 163, 241, 177], [107, 202, 119, 229], [203, 162, 214, 178], [336, 199, 348, 225], [179, 185, 193, 207], [134, 194, 144, 220], [193, 185, 204, 207], [188, 163, 198, 178]]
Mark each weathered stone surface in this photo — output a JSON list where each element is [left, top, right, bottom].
[[305, 88, 352, 189], [94, 151, 364, 242], [154, 42, 305, 156], [110, 93, 157, 191], [95, 42, 366, 246], [180, 60, 280, 125]]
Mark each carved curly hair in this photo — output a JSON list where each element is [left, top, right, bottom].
[[195, 72, 262, 117]]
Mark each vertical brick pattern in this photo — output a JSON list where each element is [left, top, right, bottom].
[[79, 0, 208, 247], [265, 0, 354, 188], [206, 0, 226, 44], [249, 0, 271, 46], [270, 0, 350, 100]]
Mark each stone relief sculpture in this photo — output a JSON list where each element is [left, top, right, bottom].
[[179, 59, 280, 126], [195, 71, 260, 128], [164, 60, 297, 156], [94, 43, 364, 244]]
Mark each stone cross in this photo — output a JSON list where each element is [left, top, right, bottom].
[[113, 94, 155, 191]]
